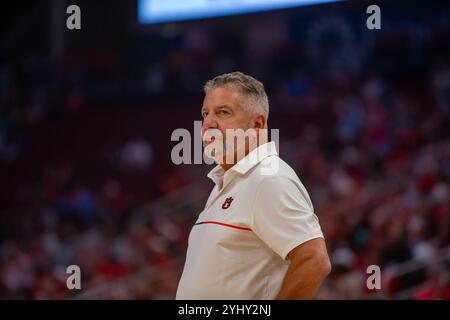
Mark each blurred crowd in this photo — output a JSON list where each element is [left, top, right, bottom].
[[290, 72, 450, 299], [1, 2, 449, 299]]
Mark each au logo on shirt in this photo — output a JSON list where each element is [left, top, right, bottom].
[[222, 197, 234, 210]]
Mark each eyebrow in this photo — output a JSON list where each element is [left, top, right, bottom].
[[201, 105, 232, 113]]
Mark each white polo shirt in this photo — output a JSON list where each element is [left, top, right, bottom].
[[176, 141, 324, 300]]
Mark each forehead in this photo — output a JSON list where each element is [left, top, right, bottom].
[[202, 86, 242, 110]]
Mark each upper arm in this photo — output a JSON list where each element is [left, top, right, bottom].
[[276, 237, 331, 299], [287, 238, 331, 272], [251, 176, 324, 259]]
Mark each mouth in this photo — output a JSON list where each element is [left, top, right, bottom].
[[203, 136, 215, 147]]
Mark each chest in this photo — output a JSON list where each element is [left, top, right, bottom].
[[199, 179, 255, 228]]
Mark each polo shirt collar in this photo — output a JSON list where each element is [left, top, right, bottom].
[[207, 142, 278, 188], [231, 141, 278, 175]]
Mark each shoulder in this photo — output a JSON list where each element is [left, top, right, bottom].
[[250, 155, 302, 187], [250, 156, 314, 210]]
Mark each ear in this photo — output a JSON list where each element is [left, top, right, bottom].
[[253, 114, 266, 130]]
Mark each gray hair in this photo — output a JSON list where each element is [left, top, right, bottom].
[[204, 71, 269, 127]]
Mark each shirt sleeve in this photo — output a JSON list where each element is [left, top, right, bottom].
[[250, 175, 324, 260]]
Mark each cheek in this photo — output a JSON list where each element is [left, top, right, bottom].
[[234, 114, 252, 129], [215, 121, 228, 135], [222, 117, 243, 130]]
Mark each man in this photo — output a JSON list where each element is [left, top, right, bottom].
[[176, 71, 331, 300]]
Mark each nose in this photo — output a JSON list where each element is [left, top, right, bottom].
[[201, 113, 218, 134]]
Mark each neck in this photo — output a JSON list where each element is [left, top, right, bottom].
[[220, 163, 234, 171], [219, 141, 263, 171]]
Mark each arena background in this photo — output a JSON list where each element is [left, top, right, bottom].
[[0, 0, 449, 299]]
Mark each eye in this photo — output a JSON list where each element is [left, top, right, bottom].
[[218, 110, 230, 116], [201, 111, 208, 118]]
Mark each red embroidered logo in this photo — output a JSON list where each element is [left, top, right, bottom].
[[222, 197, 234, 210]]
